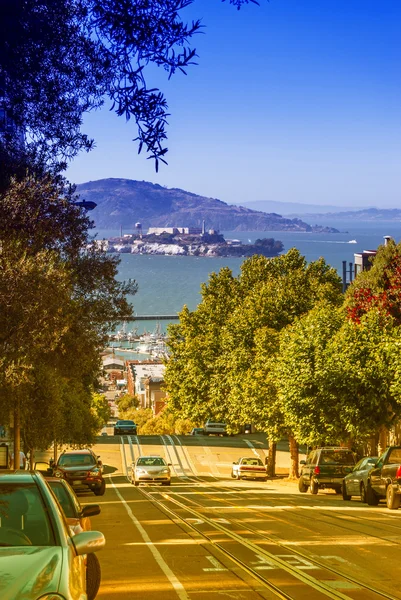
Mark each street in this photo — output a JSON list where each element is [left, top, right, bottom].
[[81, 434, 400, 600]]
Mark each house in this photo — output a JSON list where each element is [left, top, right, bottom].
[[126, 360, 166, 414]]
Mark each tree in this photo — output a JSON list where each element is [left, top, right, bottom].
[[0, 0, 258, 185], [164, 249, 343, 475], [346, 239, 401, 325], [276, 304, 345, 448], [116, 393, 140, 415], [0, 175, 137, 462]]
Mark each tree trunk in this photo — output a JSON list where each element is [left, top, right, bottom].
[[378, 427, 388, 455], [288, 434, 299, 479], [13, 398, 21, 470], [266, 440, 277, 478]]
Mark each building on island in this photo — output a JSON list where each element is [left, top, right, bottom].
[[147, 227, 202, 235]]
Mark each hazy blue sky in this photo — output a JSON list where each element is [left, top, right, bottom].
[[66, 0, 400, 208]]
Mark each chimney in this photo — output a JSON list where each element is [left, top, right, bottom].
[[384, 236, 392, 246]]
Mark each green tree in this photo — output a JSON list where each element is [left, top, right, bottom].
[[92, 392, 112, 431], [0, 176, 136, 462], [165, 249, 343, 475], [0, 0, 258, 185], [116, 393, 140, 415]]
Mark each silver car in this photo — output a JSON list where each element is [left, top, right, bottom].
[[131, 456, 171, 486], [0, 471, 105, 600]]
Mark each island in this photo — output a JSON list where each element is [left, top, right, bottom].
[[100, 229, 285, 258]]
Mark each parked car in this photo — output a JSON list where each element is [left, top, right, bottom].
[[51, 448, 106, 496], [114, 419, 137, 435], [0, 470, 105, 599], [366, 446, 401, 509], [190, 427, 204, 436], [299, 447, 356, 494], [231, 457, 267, 481], [131, 455, 171, 486], [342, 456, 378, 502], [47, 477, 102, 600], [204, 421, 228, 436]]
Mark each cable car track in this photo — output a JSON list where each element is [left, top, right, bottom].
[[121, 436, 398, 600]]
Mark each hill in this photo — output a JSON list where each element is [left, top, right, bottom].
[[76, 179, 339, 232]]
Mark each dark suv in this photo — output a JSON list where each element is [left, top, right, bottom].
[[299, 447, 356, 495], [53, 448, 105, 496], [114, 420, 137, 435]]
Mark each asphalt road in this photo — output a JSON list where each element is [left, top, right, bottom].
[[77, 434, 400, 600]]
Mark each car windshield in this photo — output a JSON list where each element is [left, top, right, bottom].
[[320, 451, 355, 465], [118, 421, 135, 425], [48, 481, 80, 519], [58, 454, 96, 467], [0, 483, 55, 546], [137, 457, 166, 467], [241, 458, 263, 466]]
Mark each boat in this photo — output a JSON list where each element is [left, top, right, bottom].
[[348, 240, 357, 244]]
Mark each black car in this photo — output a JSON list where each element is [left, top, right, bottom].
[[52, 448, 106, 496], [299, 447, 356, 495], [114, 419, 137, 435]]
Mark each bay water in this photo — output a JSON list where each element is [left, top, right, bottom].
[[96, 219, 401, 334]]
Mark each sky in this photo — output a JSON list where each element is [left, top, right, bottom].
[[66, 0, 401, 209]]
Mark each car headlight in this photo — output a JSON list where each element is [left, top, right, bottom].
[[161, 469, 169, 474], [136, 469, 146, 474], [90, 468, 100, 475], [54, 470, 63, 478]]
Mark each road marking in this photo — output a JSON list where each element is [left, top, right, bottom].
[[110, 477, 190, 600], [276, 555, 317, 570], [203, 555, 228, 572], [244, 439, 262, 458], [251, 555, 277, 570], [186, 518, 204, 525], [212, 518, 230, 524]]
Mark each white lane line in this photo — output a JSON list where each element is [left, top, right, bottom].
[[244, 439, 263, 459], [203, 555, 227, 572], [172, 435, 199, 476], [166, 434, 190, 479], [110, 477, 190, 600], [119, 437, 129, 479]]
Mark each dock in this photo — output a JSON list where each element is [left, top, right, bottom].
[[123, 315, 180, 321]]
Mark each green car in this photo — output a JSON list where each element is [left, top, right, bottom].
[[0, 470, 105, 599]]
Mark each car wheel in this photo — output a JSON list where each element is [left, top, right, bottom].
[[342, 481, 351, 501], [386, 485, 400, 510], [86, 553, 101, 600], [360, 482, 367, 503], [94, 480, 106, 496], [334, 486, 342, 494], [261, 477, 267, 482], [298, 477, 308, 493], [134, 481, 139, 486], [310, 479, 318, 495], [366, 481, 380, 506], [162, 481, 171, 486], [231, 471, 236, 479]]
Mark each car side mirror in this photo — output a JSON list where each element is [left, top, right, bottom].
[[299, 460, 306, 465], [81, 504, 101, 518], [97, 460, 102, 466], [73, 531, 105, 556]]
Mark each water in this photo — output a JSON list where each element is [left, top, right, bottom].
[[94, 220, 401, 333]]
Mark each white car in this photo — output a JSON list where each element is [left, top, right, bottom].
[[204, 421, 228, 436], [131, 455, 171, 486], [231, 457, 267, 480]]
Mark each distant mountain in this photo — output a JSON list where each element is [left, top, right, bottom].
[[301, 207, 401, 220], [76, 178, 339, 233], [239, 200, 364, 216]]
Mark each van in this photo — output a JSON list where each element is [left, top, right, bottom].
[[204, 421, 228, 436]]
